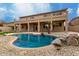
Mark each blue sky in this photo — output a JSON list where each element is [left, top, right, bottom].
[[0, 3, 78, 23]]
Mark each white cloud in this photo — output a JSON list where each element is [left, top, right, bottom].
[[77, 4, 79, 16], [67, 8, 73, 14], [0, 8, 6, 12], [9, 9, 15, 14], [14, 3, 34, 17], [14, 3, 51, 17], [0, 8, 7, 21], [32, 3, 51, 13], [0, 3, 51, 22], [0, 7, 16, 22]]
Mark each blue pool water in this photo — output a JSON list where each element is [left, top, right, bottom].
[[13, 34, 56, 48]]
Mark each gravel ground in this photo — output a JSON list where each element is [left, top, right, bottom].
[[0, 32, 79, 56]]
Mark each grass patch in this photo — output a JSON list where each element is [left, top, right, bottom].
[[0, 32, 12, 35]]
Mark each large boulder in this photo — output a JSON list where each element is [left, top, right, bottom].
[[51, 37, 66, 46], [51, 37, 66, 50], [66, 34, 79, 46]]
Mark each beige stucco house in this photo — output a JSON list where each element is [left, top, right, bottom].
[[4, 8, 68, 33], [68, 16, 79, 32], [0, 22, 12, 32]]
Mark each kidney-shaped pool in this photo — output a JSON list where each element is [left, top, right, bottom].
[[12, 34, 56, 48]]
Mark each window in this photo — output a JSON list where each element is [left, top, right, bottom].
[[53, 12, 62, 16], [59, 23, 62, 26], [30, 16, 34, 19], [43, 14, 50, 17], [53, 22, 62, 27], [43, 14, 47, 17]]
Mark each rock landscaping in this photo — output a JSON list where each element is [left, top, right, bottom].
[[0, 32, 79, 56]]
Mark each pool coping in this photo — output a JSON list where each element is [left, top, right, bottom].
[[6, 32, 79, 49]]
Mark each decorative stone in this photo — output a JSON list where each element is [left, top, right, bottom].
[[51, 37, 66, 50], [51, 38, 64, 46], [66, 34, 79, 46]]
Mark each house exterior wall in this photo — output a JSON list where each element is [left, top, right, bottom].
[[68, 17, 79, 32], [68, 25, 79, 32], [53, 21, 65, 32], [4, 9, 68, 32], [0, 27, 13, 32], [70, 18, 79, 26], [19, 11, 67, 22]]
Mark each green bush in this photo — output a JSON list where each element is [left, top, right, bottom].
[[0, 32, 12, 35]]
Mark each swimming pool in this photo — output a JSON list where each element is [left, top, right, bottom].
[[12, 34, 56, 48]]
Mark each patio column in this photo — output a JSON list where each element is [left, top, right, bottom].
[[28, 23, 30, 32], [19, 24, 21, 32], [50, 21, 52, 32], [38, 22, 40, 32], [14, 24, 16, 32], [64, 20, 68, 32]]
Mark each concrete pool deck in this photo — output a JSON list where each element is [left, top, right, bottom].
[[0, 32, 79, 56]]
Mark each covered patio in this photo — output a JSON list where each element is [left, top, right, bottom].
[[40, 21, 50, 32], [29, 22, 38, 32], [21, 23, 28, 32], [15, 20, 66, 32], [52, 20, 65, 32]]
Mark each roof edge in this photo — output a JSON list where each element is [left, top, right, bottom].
[[20, 8, 68, 18]]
